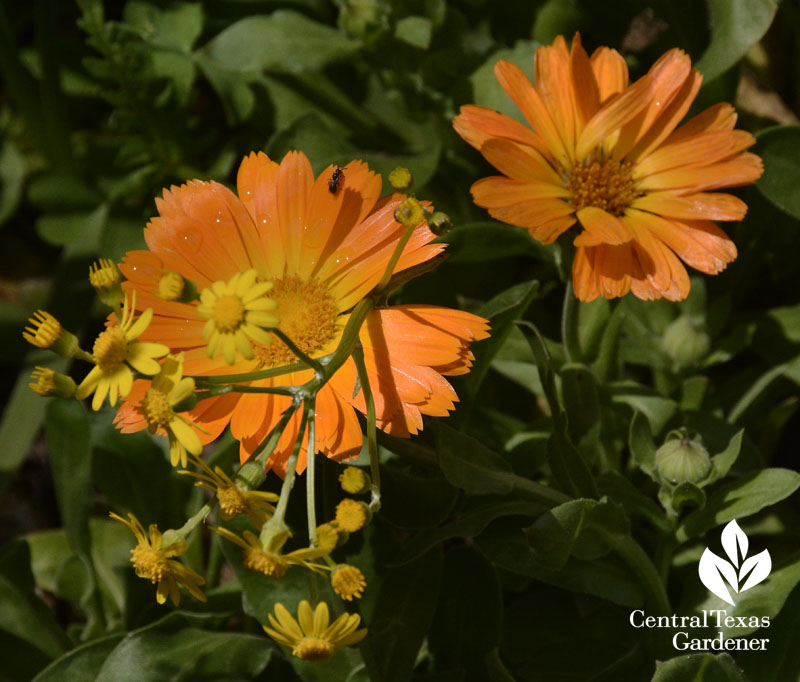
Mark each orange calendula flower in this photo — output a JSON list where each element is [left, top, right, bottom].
[[117, 151, 489, 473], [453, 34, 763, 301]]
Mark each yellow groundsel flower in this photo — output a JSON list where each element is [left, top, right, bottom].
[[335, 498, 369, 532], [196, 268, 279, 365], [110, 512, 206, 606], [135, 355, 203, 467], [215, 527, 329, 578], [263, 600, 367, 661], [76, 293, 169, 411], [330, 564, 366, 601], [180, 454, 278, 528], [156, 270, 186, 301], [315, 523, 343, 551]]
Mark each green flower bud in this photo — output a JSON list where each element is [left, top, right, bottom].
[[655, 437, 712, 485], [662, 316, 710, 370]]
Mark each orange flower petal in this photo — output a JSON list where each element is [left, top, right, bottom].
[[635, 130, 756, 178], [494, 59, 570, 167], [470, 176, 569, 208], [574, 207, 634, 246], [590, 47, 629, 102], [637, 153, 764, 192], [631, 192, 748, 222], [453, 104, 546, 152], [276, 151, 314, 275], [535, 35, 577, 156], [479, 139, 563, 184]]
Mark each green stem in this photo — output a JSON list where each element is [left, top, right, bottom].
[[374, 221, 416, 296], [352, 342, 381, 510], [198, 384, 296, 399], [268, 328, 323, 374], [306, 397, 318, 542], [163, 501, 215, 545], [561, 281, 582, 363], [261, 403, 309, 543]]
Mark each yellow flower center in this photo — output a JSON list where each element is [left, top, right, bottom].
[[244, 548, 289, 578], [292, 637, 335, 661], [331, 565, 366, 600], [567, 159, 638, 216], [141, 388, 173, 429], [157, 271, 185, 301], [131, 545, 170, 582], [217, 484, 248, 517], [335, 499, 368, 532], [213, 295, 246, 332], [24, 310, 61, 348], [315, 523, 341, 551], [93, 326, 128, 373], [254, 277, 338, 367]]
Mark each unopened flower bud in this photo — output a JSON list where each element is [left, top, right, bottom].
[[23, 310, 82, 359], [388, 166, 413, 192], [662, 316, 710, 370], [339, 466, 371, 494], [89, 258, 124, 309], [28, 367, 76, 398], [427, 211, 452, 236], [655, 437, 711, 485]]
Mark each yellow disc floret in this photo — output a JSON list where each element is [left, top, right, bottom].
[[339, 466, 370, 494], [335, 499, 369, 532], [331, 564, 366, 600], [23, 310, 62, 349]]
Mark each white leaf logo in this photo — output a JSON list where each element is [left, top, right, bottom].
[[698, 520, 771, 605]]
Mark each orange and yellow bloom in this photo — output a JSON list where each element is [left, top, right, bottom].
[[454, 34, 763, 301], [116, 151, 489, 473]]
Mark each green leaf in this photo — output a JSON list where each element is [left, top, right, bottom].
[[0, 540, 69, 662], [705, 430, 744, 484], [629, 411, 657, 478], [36, 204, 108, 255], [754, 126, 800, 220], [676, 469, 800, 542], [201, 11, 360, 74], [124, 1, 203, 52], [736, 582, 800, 681], [380, 465, 459, 530], [46, 400, 105, 635], [524, 498, 630, 570], [94, 613, 274, 681], [394, 16, 433, 49], [434, 422, 569, 505], [397, 500, 547, 565], [33, 635, 124, 682], [651, 653, 750, 682], [462, 281, 541, 403], [610, 382, 677, 435], [428, 548, 501, 679], [560, 363, 600, 448], [518, 322, 598, 498], [438, 222, 539, 264], [668, 481, 707, 514], [0, 139, 25, 227], [194, 56, 255, 123], [597, 471, 669, 533], [695, 0, 778, 82], [476, 520, 644, 608], [361, 547, 443, 682]]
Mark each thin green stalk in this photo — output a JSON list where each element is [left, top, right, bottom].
[[198, 384, 296, 399], [561, 281, 582, 363], [374, 222, 416, 296], [306, 397, 318, 541], [352, 342, 380, 510], [268, 328, 323, 374], [163, 501, 215, 545], [261, 403, 310, 543]]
